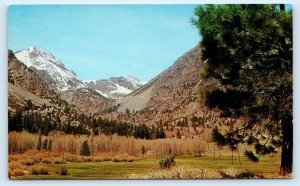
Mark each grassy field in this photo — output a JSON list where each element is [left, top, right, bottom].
[[16, 154, 282, 179]]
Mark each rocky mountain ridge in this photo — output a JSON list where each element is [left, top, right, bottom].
[[13, 46, 114, 114], [15, 46, 86, 92], [84, 76, 145, 99]]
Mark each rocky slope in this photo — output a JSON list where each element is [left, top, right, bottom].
[[8, 49, 57, 111], [59, 88, 113, 115], [105, 46, 238, 138], [116, 46, 204, 113], [14, 46, 86, 92], [8, 49, 91, 128], [14, 46, 110, 114], [84, 76, 144, 99]]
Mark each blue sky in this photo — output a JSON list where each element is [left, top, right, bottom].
[[8, 5, 200, 82]]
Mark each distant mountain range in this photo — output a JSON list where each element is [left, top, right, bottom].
[[84, 76, 145, 99], [9, 45, 231, 138], [14, 46, 144, 100]]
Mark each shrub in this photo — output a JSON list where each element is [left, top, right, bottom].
[[31, 165, 49, 175], [8, 155, 19, 162], [52, 157, 65, 164], [83, 156, 92, 162], [39, 166, 49, 175], [9, 161, 23, 170], [220, 168, 264, 179], [127, 156, 134, 162], [236, 170, 264, 179], [9, 162, 25, 178], [103, 156, 111, 161], [148, 166, 220, 179], [80, 140, 90, 156], [235, 170, 255, 179], [112, 153, 135, 162], [93, 156, 104, 162], [31, 166, 40, 175], [22, 158, 34, 166], [159, 155, 176, 169], [41, 158, 52, 164], [65, 154, 77, 162], [12, 168, 25, 177], [219, 167, 238, 179], [32, 155, 42, 163], [59, 166, 69, 176]]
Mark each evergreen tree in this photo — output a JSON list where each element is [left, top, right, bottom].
[[156, 127, 167, 139], [80, 140, 90, 156], [192, 4, 292, 173]]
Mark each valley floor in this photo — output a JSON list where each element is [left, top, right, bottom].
[[10, 154, 287, 179]]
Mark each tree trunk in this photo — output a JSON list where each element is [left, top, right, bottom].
[[231, 150, 233, 165], [238, 148, 241, 165], [280, 121, 293, 174], [279, 4, 285, 12], [214, 147, 216, 159]]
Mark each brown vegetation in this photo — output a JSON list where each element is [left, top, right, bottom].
[[31, 165, 49, 175], [148, 165, 220, 179], [9, 131, 207, 157]]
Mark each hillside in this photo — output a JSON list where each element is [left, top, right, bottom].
[[14, 46, 111, 114], [8, 49, 58, 111], [8, 50, 94, 134], [84, 76, 144, 99], [107, 46, 238, 138]]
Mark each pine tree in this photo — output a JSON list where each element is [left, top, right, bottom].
[[80, 140, 90, 156], [192, 4, 292, 173]]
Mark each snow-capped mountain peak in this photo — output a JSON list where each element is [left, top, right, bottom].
[[15, 46, 86, 92], [84, 76, 145, 99]]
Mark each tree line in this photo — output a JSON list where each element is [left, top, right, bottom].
[[8, 109, 166, 140]]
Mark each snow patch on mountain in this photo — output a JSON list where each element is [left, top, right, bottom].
[[84, 76, 145, 99], [15, 46, 86, 92]]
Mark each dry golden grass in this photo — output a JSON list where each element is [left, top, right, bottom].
[[148, 165, 221, 179], [21, 158, 34, 166], [11, 168, 25, 177], [52, 157, 65, 164], [30, 165, 49, 175], [64, 153, 78, 162], [82, 156, 92, 162], [8, 161, 25, 178], [9, 161, 24, 170], [41, 158, 52, 164], [112, 153, 135, 162], [8, 155, 20, 162]]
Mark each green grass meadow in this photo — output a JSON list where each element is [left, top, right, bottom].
[[18, 155, 281, 179]]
